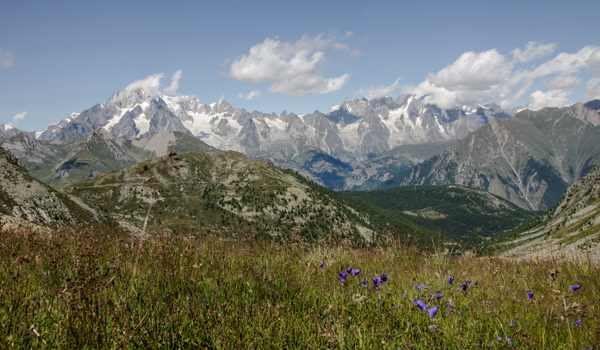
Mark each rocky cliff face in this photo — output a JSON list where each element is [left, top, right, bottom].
[[499, 163, 600, 264], [2, 130, 212, 186], [0, 147, 98, 226], [396, 101, 600, 210]]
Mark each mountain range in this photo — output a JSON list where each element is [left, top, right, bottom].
[[393, 101, 600, 210], [12, 84, 509, 189], [1, 81, 599, 212]]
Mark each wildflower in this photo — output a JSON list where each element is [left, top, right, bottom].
[[427, 306, 439, 318], [380, 274, 389, 283], [574, 319, 582, 327], [446, 302, 452, 309], [527, 291, 534, 299], [505, 337, 513, 345], [496, 336, 502, 342], [417, 283, 425, 291], [428, 325, 438, 330], [435, 292, 443, 300], [339, 272, 348, 283], [402, 292, 407, 299], [571, 284, 580, 291], [447, 276, 454, 285], [346, 267, 352, 274], [319, 261, 324, 269], [416, 300, 428, 311], [372, 277, 381, 290], [351, 269, 360, 276], [467, 279, 473, 285], [460, 283, 467, 291], [361, 278, 367, 287], [509, 316, 519, 327], [378, 293, 382, 300]]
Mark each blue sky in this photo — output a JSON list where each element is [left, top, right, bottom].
[[1, 0, 599, 131]]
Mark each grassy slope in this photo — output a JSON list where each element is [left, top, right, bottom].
[[346, 185, 536, 245], [1, 228, 597, 348]]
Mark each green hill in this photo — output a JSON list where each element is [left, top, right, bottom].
[[62, 150, 438, 246]]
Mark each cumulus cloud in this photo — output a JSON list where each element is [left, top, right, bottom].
[[529, 89, 571, 110], [403, 42, 600, 109], [122, 70, 184, 96], [124, 73, 164, 96], [11, 111, 26, 123], [238, 90, 261, 100], [228, 33, 353, 96], [0, 49, 15, 68], [356, 77, 402, 98], [163, 70, 182, 95]]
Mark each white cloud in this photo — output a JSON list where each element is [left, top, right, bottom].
[[545, 75, 581, 90], [410, 49, 512, 108], [511, 41, 556, 63], [228, 33, 353, 96], [356, 77, 402, 98], [586, 77, 600, 100], [238, 90, 261, 100], [0, 49, 15, 68], [404, 43, 600, 109], [122, 70, 184, 96], [124, 73, 163, 97], [163, 70, 182, 95], [11, 111, 26, 123], [529, 89, 571, 110]]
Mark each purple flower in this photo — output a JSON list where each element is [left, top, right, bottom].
[[496, 336, 502, 342], [427, 306, 439, 318], [435, 292, 443, 300], [380, 274, 389, 283], [378, 293, 382, 300], [417, 283, 425, 291], [571, 284, 580, 291], [339, 272, 348, 283], [446, 302, 452, 309], [505, 337, 513, 345], [509, 316, 519, 327], [416, 300, 428, 311], [574, 319, 582, 327], [361, 278, 367, 287], [428, 325, 438, 330], [460, 283, 468, 291], [447, 276, 454, 285], [467, 279, 473, 285], [372, 277, 381, 290], [346, 267, 352, 274], [402, 292, 407, 299], [319, 261, 324, 269], [351, 269, 360, 276], [527, 291, 534, 299]]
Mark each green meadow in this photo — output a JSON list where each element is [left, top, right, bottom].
[[1, 227, 598, 349]]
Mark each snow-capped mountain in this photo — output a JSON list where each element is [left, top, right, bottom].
[[0, 124, 25, 141], [37, 85, 509, 155], [34, 84, 511, 188]]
